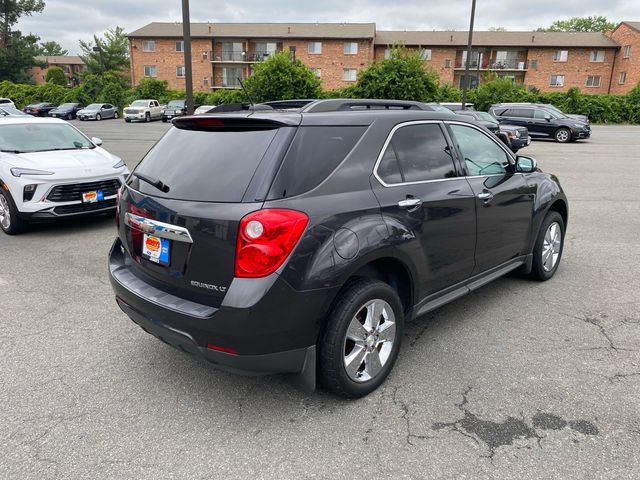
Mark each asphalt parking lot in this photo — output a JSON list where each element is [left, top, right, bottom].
[[1, 119, 639, 479]]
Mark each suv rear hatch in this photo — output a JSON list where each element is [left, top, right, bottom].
[[119, 115, 299, 307]]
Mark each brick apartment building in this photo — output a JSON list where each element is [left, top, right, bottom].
[[127, 21, 640, 94], [27, 55, 86, 86]]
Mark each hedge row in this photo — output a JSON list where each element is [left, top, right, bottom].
[[2, 75, 639, 124]]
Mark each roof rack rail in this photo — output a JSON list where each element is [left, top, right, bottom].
[[207, 103, 274, 113], [301, 99, 431, 113]]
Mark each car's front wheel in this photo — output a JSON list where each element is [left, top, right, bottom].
[[145, 112, 151, 122], [0, 189, 26, 235], [555, 128, 571, 143], [530, 211, 565, 281], [114, 111, 119, 119], [319, 279, 404, 398], [96, 113, 102, 121]]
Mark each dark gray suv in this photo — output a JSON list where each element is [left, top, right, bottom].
[[109, 99, 568, 397]]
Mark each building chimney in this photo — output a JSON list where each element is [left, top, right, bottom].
[[450, 34, 454, 43], [531, 35, 535, 43], [208, 24, 212, 33]]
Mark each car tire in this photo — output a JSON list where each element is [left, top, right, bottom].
[[162, 118, 167, 123], [66, 113, 73, 121], [96, 113, 102, 121], [554, 128, 571, 143], [529, 211, 565, 281], [114, 111, 119, 119], [319, 278, 404, 398], [145, 113, 151, 123], [125, 118, 131, 123], [0, 189, 26, 235]]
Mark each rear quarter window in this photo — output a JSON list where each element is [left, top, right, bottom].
[[268, 126, 366, 198]]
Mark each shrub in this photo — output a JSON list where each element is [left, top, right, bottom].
[[133, 78, 169, 102], [45, 66, 67, 86]]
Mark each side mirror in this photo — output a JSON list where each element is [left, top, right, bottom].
[[91, 137, 103, 146], [516, 155, 537, 173], [544, 114, 552, 121]]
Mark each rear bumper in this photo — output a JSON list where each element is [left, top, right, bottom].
[[108, 238, 335, 376]]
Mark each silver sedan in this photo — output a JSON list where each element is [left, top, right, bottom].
[[77, 103, 119, 121]]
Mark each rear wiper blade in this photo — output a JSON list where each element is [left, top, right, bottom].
[[133, 172, 170, 193]]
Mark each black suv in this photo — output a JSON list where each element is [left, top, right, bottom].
[[109, 99, 568, 398], [454, 110, 531, 153], [489, 104, 590, 143]]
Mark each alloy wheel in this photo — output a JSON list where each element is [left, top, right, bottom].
[[542, 221, 562, 272], [0, 194, 11, 230], [556, 129, 570, 143], [343, 299, 396, 383]]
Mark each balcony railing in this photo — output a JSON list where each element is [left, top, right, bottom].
[[212, 50, 278, 63], [455, 58, 528, 70]]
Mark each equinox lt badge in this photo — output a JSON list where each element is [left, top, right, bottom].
[[190, 280, 227, 293]]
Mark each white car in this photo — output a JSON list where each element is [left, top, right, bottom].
[[0, 117, 129, 234], [194, 105, 216, 115], [0, 98, 15, 108]]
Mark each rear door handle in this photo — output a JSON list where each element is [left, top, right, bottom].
[[398, 198, 422, 210]]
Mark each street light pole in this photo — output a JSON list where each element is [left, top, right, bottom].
[[182, 0, 194, 115], [461, 0, 477, 110]]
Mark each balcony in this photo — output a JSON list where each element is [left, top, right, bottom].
[[211, 50, 279, 63], [455, 58, 528, 70]]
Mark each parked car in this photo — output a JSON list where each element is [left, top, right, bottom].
[[23, 102, 56, 117], [489, 104, 590, 143], [439, 102, 476, 111], [455, 110, 531, 152], [77, 103, 119, 121], [162, 100, 187, 122], [0, 106, 30, 117], [48, 103, 84, 120], [124, 100, 163, 123], [492, 102, 589, 124], [194, 105, 216, 115], [109, 99, 568, 398], [0, 117, 129, 234], [0, 98, 15, 108]]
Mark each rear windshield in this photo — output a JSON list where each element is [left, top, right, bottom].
[[268, 126, 366, 199], [129, 127, 279, 202]]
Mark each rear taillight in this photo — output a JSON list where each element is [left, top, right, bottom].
[[235, 209, 308, 278]]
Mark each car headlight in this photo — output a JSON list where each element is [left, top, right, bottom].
[[113, 159, 126, 169], [514, 130, 521, 138], [11, 168, 55, 177]]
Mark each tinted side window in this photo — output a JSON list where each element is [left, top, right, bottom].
[[449, 124, 510, 176], [269, 126, 366, 198], [377, 123, 456, 184], [534, 109, 550, 119]]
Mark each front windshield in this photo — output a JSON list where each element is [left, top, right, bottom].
[[476, 112, 498, 123], [544, 106, 567, 118], [0, 123, 94, 153], [168, 100, 184, 107], [58, 103, 77, 108], [430, 104, 454, 113], [85, 104, 101, 110], [0, 106, 29, 116], [131, 100, 148, 107]]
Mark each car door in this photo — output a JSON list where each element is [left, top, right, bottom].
[[104, 104, 114, 118], [446, 122, 535, 274], [370, 121, 477, 297], [531, 108, 556, 138]]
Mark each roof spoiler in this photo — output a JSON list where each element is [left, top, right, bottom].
[[173, 116, 292, 131], [207, 103, 274, 113]]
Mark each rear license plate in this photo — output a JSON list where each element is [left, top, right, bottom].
[[82, 191, 104, 203], [142, 234, 170, 266]]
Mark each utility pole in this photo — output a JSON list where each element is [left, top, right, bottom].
[[182, 0, 194, 115], [461, 0, 477, 110]]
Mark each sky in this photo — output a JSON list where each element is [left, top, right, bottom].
[[16, 0, 640, 55]]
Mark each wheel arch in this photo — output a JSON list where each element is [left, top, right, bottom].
[[547, 198, 568, 229]]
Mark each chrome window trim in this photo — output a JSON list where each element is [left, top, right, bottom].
[[372, 120, 516, 188], [124, 213, 193, 244]]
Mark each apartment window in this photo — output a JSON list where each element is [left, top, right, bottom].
[[420, 49, 432, 61], [586, 75, 601, 88], [313, 68, 322, 78], [221, 42, 243, 62], [342, 68, 357, 82], [549, 75, 565, 87], [143, 65, 157, 77], [176, 40, 184, 52], [553, 50, 568, 62], [444, 59, 452, 68], [589, 50, 605, 62], [619, 71, 627, 85], [530, 59, 538, 70], [308, 42, 322, 54], [142, 40, 156, 52], [344, 42, 358, 55], [623, 45, 632, 58], [255, 42, 278, 58], [176, 66, 185, 77], [203, 77, 209, 87], [384, 49, 392, 59], [202, 51, 209, 60], [222, 67, 243, 87]]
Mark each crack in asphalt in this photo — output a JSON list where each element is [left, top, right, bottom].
[[432, 387, 599, 461]]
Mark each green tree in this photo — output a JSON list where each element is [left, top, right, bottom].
[[243, 51, 321, 102], [133, 78, 169, 101], [45, 65, 66, 85], [79, 26, 129, 75], [0, 30, 42, 82], [0, 0, 45, 47], [350, 46, 439, 101], [39, 40, 67, 56], [536, 16, 616, 33], [472, 73, 529, 111]]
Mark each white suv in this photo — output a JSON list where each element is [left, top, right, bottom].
[[0, 117, 129, 234]]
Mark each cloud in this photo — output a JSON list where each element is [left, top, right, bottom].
[[16, 0, 640, 54]]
